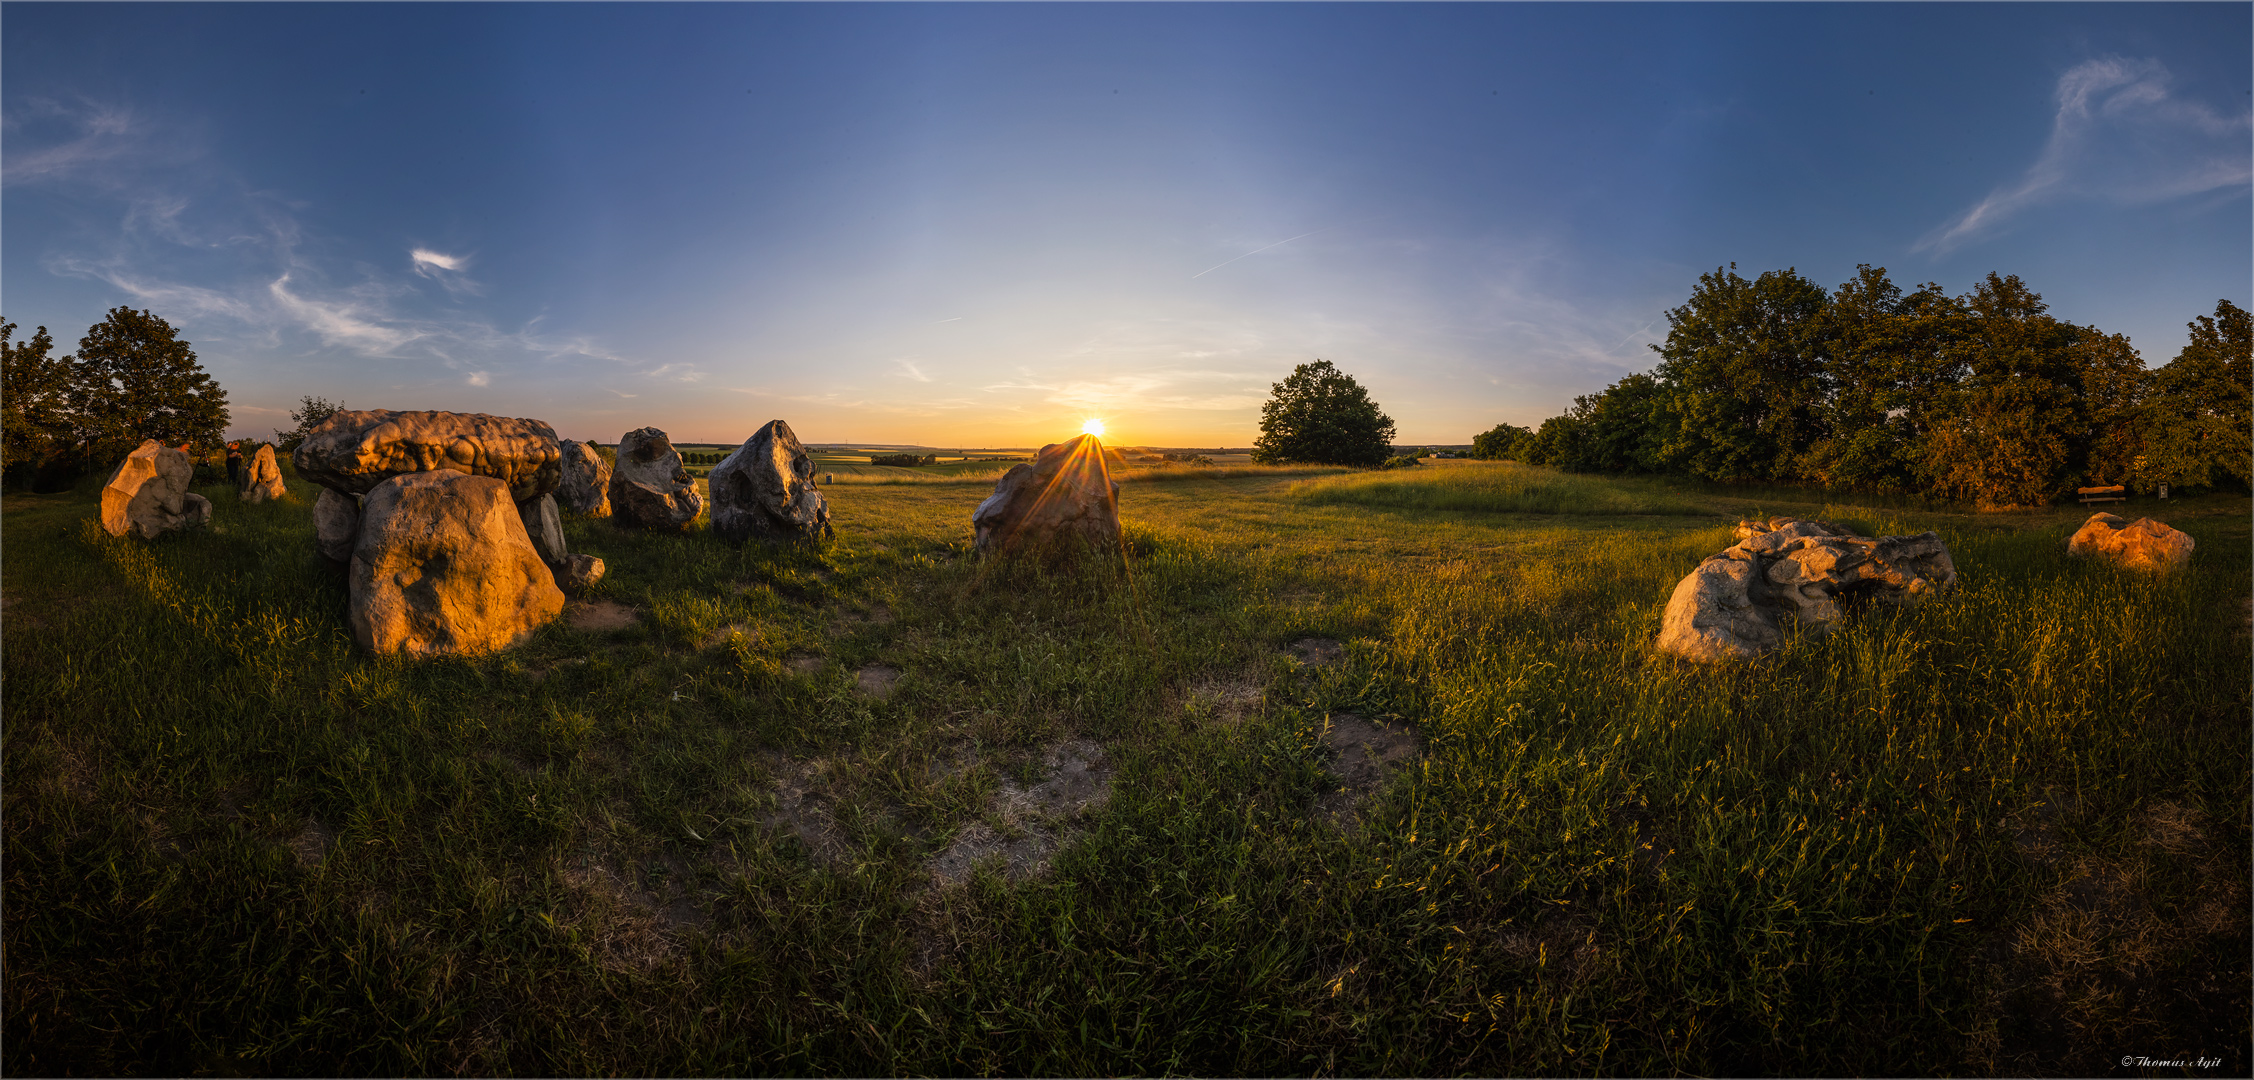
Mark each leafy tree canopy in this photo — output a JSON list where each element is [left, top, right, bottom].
[[70, 307, 229, 458], [2, 320, 74, 471], [2138, 298, 2252, 492], [1470, 422, 1532, 461], [1252, 359, 1396, 467]]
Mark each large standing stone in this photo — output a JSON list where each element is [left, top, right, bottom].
[[313, 487, 361, 564], [292, 410, 561, 501], [2067, 513, 2194, 573], [238, 443, 286, 503], [557, 439, 611, 517], [100, 440, 204, 539], [1658, 517, 1958, 662], [972, 434, 1122, 557], [710, 420, 831, 545], [348, 471, 565, 656], [607, 427, 702, 530]]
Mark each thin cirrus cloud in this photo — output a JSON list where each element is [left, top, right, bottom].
[[1919, 56, 2253, 253]]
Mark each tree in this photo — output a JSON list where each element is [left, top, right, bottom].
[[1470, 422, 1532, 461], [69, 307, 229, 459], [2137, 298, 2252, 492], [275, 394, 345, 453], [2, 319, 76, 473], [1647, 265, 1833, 482], [1801, 266, 1965, 492], [1252, 359, 1396, 467], [1917, 274, 2091, 508]]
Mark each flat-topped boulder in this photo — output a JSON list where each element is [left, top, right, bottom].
[[348, 471, 564, 656], [1659, 517, 1958, 662], [238, 443, 286, 503], [972, 434, 1122, 557], [292, 409, 561, 501], [2067, 513, 2194, 573], [100, 440, 210, 539], [710, 420, 831, 545], [607, 426, 702, 530], [556, 439, 611, 516]]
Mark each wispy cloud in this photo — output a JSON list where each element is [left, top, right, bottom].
[[1, 98, 139, 185], [1919, 56, 2253, 253], [893, 358, 933, 382]]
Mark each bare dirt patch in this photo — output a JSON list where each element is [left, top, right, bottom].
[[762, 756, 847, 866], [1183, 673, 1266, 727], [927, 738, 1115, 887], [855, 664, 901, 699], [699, 623, 756, 651], [786, 654, 823, 674], [568, 600, 639, 632], [289, 818, 335, 869], [1289, 637, 1346, 667], [1314, 712, 1422, 834], [557, 851, 708, 973]]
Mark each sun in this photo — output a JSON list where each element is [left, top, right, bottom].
[[1081, 418, 1106, 438]]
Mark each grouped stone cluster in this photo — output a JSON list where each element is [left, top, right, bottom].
[[1657, 516, 1960, 662]]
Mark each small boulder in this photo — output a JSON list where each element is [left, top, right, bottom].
[[710, 419, 832, 544], [559, 553, 606, 590], [293, 409, 562, 501], [1658, 517, 1958, 662], [556, 439, 611, 516], [313, 487, 361, 564], [607, 427, 702, 530], [99, 440, 199, 539], [972, 434, 1121, 557], [348, 471, 565, 656], [238, 444, 287, 503], [2067, 513, 2194, 573]]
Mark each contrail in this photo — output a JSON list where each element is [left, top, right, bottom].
[[1191, 229, 1325, 280]]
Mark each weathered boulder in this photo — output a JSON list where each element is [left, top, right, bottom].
[[710, 420, 831, 545], [517, 493, 569, 568], [1658, 517, 1958, 662], [100, 440, 200, 539], [313, 487, 361, 564], [238, 443, 286, 503], [557, 439, 611, 516], [293, 409, 561, 501], [972, 434, 1122, 557], [348, 471, 564, 656], [2067, 513, 2194, 573], [607, 427, 702, 530], [559, 553, 606, 590]]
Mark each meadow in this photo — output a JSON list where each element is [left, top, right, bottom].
[[3, 459, 2246, 1076]]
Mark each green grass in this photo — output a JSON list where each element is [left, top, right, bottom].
[[1287, 460, 1710, 516], [4, 463, 2246, 1075]]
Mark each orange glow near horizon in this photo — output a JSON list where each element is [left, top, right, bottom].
[[1081, 418, 1106, 438]]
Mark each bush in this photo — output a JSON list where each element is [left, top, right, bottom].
[[870, 453, 937, 467], [1381, 455, 1421, 470]]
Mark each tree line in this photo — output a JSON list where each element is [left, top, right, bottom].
[[1474, 266, 2250, 507], [3, 307, 232, 490]]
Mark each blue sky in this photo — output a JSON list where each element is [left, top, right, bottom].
[[5, 3, 2247, 448]]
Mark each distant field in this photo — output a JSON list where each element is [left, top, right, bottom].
[[4, 462, 2245, 1075]]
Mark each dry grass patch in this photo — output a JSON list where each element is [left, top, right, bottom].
[[566, 599, 638, 632]]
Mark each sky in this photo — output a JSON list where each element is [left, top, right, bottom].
[[4, 3, 2248, 449]]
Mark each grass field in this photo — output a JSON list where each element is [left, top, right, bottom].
[[4, 461, 2246, 1075]]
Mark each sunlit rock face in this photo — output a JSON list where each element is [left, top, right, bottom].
[[971, 434, 1122, 558], [556, 439, 612, 517], [100, 440, 208, 539], [607, 426, 702, 530], [1658, 516, 1958, 662], [2066, 513, 2194, 573], [292, 409, 562, 502], [710, 420, 831, 545], [238, 444, 287, 503], [347, 471, 564, 656]]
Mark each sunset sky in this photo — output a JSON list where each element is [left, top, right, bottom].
[[5, 3, 2248, 448]]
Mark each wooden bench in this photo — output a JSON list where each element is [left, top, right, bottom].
[[2077, 485, 2126, 505]]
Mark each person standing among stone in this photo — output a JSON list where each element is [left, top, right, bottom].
[[226, 442, 243, 488]]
